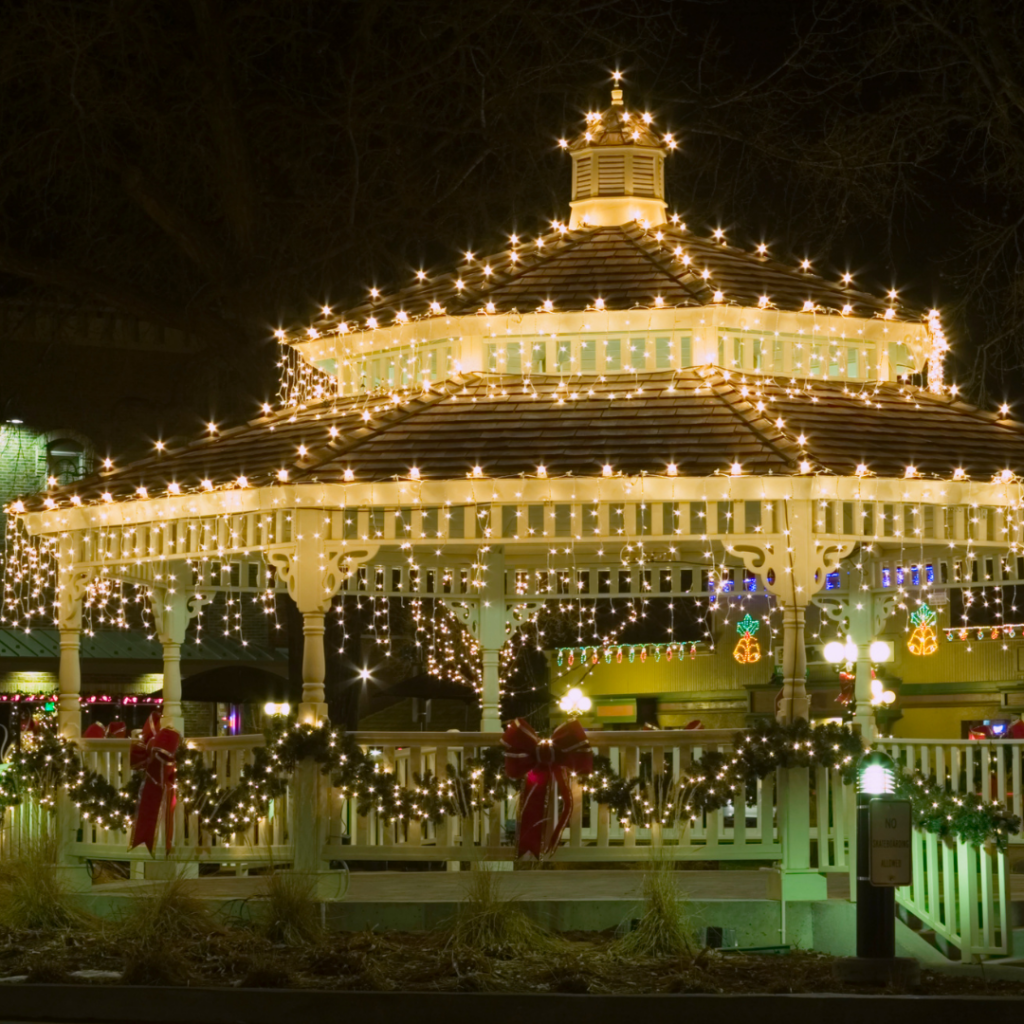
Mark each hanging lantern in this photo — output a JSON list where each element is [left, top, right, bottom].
[[733, 614, 761, 664], [908, 604, 939, 656]]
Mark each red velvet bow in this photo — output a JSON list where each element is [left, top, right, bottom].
[[502, 718, 593, 860], [129, 712, 180, 854]]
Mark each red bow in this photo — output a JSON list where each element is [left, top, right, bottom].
[[129, 712, 180, 854], [502, 718, 592, 860]]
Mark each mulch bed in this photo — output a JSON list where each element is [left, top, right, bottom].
[[2, 926, 1023, 995]]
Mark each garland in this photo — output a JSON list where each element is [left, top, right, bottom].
[[1, 719, 1018, 850]]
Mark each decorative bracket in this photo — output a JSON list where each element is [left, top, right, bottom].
[[268, 543, 379, 614], [56, 566, 95, 631]]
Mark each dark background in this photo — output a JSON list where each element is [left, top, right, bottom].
[[2, 0, 1023, 458]]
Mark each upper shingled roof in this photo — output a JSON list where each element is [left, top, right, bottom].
[[19, 370, 1024, 511], [311, 223, 914, 337]]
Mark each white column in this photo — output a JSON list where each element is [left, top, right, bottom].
[[300, 611, 328, 724], [161, 641, 184, 734], [778, 604, 809, 724], [478, 546, 507, 733], [58, 628, 82, 740]]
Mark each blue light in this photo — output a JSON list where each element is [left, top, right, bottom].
[[825, 571, 840, 590], [926, 564, 935, 583], [911, 566, 920, 586], [896, 567, 905, 585], [882, 568, 891, 587]]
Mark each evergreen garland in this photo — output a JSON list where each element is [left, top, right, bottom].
[[2, 719, 1018, 850]]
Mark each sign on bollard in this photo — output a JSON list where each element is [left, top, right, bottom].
[[869, 798, 912, 886]]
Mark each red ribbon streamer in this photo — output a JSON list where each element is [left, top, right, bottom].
[[129, 712, 180, 854], [502, 718, 593, 860]]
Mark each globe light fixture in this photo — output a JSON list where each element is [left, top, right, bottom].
[[823, 640, 847, 664], [559, 687, 592, 719]]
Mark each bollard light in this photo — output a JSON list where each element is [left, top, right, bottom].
[[858, 749, 895, 795], [264, 701, 291, 717]]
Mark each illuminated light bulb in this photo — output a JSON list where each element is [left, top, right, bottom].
[[882, 689, 897, 704], [543, 299, 554, 311], [306, 327, 319, 339], [558, 138, 568, 149], [654, 295, 664, 307], [823, 641, 846, 664], [155, 440, 165, 451], [409, 467, 420, 480], [841, 304, 853, 316], [236, 476, 249, 488], [337, 322, 349, 334], [370, 287, 380, 298], [102, 458, 113, 470], [277, 469, 289, 482], [594, 297, 605, 310], [101, 493, 112, 504], [43, 497, 55, 509], [888, 289, 898, 299], [869, 640, 891, 663], [261, 403, 272, 414], [201, 479, 213, 491], [1000, 403, 1011, 415], [666, 463, 678, 476], [756, 243, 767, 255], [366, 316, 378, 329], [844, 641, 858, 662], [730, 461, 742, 476], [485, 302, 495, 313], [905, 465, 918, 479], [758, 295, 769, 308], [884, 308, 895, 319], [273, 329, 286, 340], [713, 291, 724, 302], [602, 464, 613, 477], [430, 302, 442, 314], [799, 460, 812, 474], [472, 465, 483, 478], [168, 483, 181, 495], [415, 270, 426, 281], [455, 279, 465, 291], [536, 465, 547, 478], [136, 486, 148, 499], [713, 228, 724, 240], [10, 499, 24, 513], [682, 255, 692, 266], [343, 469, 355, 482], [482, 264, 493, 277], [701, 269, 711, 280], [396, 310, 408, 323], [801, 259, 811, 270], [842, 273, 853, 284], [297, 445, 308, 457], [802, 300, 814, 312], [1001, 469, 1014, 483], [855, 463, 868, 477]]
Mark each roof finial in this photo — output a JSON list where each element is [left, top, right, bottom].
[[611, 70, 624, 106]]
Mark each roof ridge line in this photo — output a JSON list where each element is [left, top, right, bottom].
[[702, 369, 810, 472], [621, 225, 709, 303], [295, 374, 479, 476]]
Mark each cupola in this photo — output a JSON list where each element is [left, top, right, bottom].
[[566, 86, 673, 228]]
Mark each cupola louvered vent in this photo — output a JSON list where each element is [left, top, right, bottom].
[[574, 156, 592, 199], [597, 154, 626, 196], [632, 155, 655, 196]]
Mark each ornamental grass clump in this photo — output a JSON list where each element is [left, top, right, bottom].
[[446, 867, 557, 960], [115, 873, 220, 984], [256, 870, 325, 946], [615, 863, 696, 959], [0, 838, 91, 931]]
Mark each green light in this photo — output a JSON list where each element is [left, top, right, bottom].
[[858, 750, 895, 795]]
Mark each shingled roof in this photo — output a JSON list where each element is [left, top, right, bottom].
[[308, 222, 911, 337], [21, 370, 1024, 511]]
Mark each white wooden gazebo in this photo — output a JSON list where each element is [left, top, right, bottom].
[[5, 86, 1024, 921]]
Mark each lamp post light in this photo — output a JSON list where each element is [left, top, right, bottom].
[[835, 750, 919, 987], [558, 687, 592, 719]]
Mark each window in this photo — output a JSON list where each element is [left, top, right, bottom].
[[580, 340, 596, 371], [846, 347, 858, 378], [530, 341, 546, 373], [773, 338, 784, 372], [486, 344, 498, 371], [630, 337, 647, 370], [46, 439, 85, 485], [506, 342, 521, 374], [655, 337, 671, 369], [605, 338, 621, 371], [556, 341, 571, 372], [679, 336, 692, 366]]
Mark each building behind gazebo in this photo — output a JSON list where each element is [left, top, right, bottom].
[[2, 86, 1023, 953]]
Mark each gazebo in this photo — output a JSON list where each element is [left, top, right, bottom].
[[4, 86, 1024, 920]]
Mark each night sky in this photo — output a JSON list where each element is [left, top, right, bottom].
[[0, 0, 1019, 456]]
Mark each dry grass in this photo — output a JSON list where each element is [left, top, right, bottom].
[[113, 873, 222, 984], [255, 871, 325, 946], [446, 868, 560, 961], [0, 839, 91, 931], [614, 863, 696, 959]]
